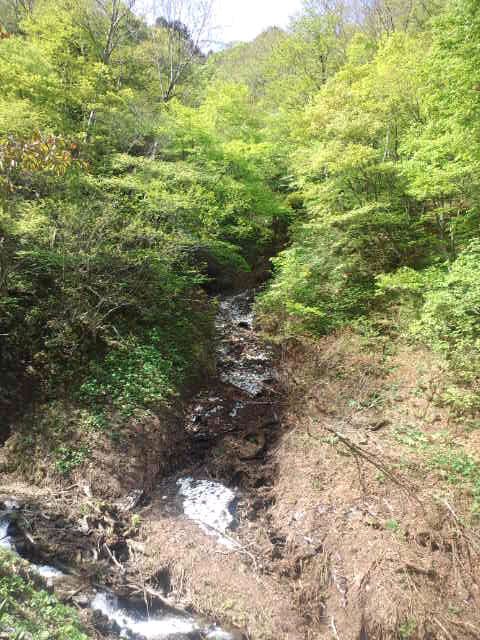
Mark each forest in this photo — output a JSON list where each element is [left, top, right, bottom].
[[1, 0, 480, 639]]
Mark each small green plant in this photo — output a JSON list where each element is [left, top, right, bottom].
[[394, 426, 430, 450], [394, 423, 480, 514], [385, 519, 400, 533], [131, 514, 142, 528], [82, 410, 108, 432], [398, 618, 417, 639], [465, 419, 480, 433], [441, 386, 480, 416], [0, 550, 90, 639], [54, 445, 90, 475], [80, 331, 189, 417], [430, 450, 480, 514]]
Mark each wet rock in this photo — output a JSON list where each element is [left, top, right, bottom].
[[116, 489, 145, 513], [73, 593, 91, 608], [239, 432, 267, 460], [152, 567, 172, 596], [229, 402, 245, 418], [220, 370, 266, 397], [205, 405, 224, 418]]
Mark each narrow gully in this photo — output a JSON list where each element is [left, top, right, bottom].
[[1, 290, 281, 640]]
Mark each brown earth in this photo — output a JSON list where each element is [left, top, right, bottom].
[[0, 400, 190, 499], [265, 331, 480, 639], [2, 313, 480, 640], [124, 326, 480, 640]]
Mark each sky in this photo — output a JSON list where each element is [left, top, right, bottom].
[[214, 0, 303, 44]]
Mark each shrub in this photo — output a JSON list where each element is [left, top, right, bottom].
[[419, 242, 480, 364], [0, 551, 90, 639]]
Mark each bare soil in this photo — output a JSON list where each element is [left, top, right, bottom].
[[267, 331, 480, 639], [127, 306, 480, 640], [2, 305, 480, 640]]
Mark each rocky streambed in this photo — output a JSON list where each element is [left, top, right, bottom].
[[1, 290, 287, 640], [1, 501, 234, 639]]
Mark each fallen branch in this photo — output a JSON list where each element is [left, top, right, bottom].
[[103, 543, 125, 574], [330, 616, 341, 640], [446, 617, 480, 637], [214, 538, 258, 572], [126, 582, 186, 613], [323, 427, 422, 505]]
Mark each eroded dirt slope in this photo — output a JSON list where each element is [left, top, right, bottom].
[[2, 295, 480, 640], [267, 332, 480, 639]]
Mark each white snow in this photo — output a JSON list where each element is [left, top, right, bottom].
[[33, 564, 65, 579], [176, 478, 239, 548], [4, 499, 20, 511], [206, 628, 237, 639], [220, 369, 266, 397]]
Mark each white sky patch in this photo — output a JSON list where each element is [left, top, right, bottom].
[[138, 0, 303, 46], [214, 0, 302, 44]]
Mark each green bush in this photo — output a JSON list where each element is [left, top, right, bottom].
[[0, 551, 90, 639], [80, 332, 183, 415], [419, 242, 480, 365]]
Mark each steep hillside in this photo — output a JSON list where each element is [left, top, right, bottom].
[[1, 0, 480, 638]]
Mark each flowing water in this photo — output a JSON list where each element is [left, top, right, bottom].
[[1, 507, 236, 639], [90, 591, 232, 639], [173, 289, 277, 537], [1, 291, 276, 640], [1, 512, 65, 582]]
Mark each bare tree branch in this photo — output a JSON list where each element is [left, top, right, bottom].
[[147, 0, 214, 101]]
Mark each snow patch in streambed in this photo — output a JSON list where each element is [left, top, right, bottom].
[[220, 369, 267, 397], [203, 627, 238, 640], [34, 564, 65, 579], [176, 478, 239, 549]]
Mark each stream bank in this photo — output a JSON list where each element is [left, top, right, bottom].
[[2, 292, 480, 640], [0, 291, 307, 639]]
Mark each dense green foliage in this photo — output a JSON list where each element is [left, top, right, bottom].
[[0, 0, 286, 433], [0, 550, 90, 639], [250, 0, 480, 413], [2, 2, 480, 635], [1, 0, 480, 437]]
